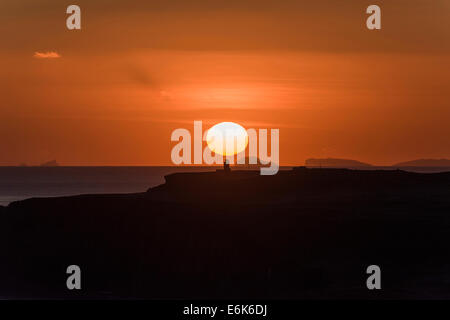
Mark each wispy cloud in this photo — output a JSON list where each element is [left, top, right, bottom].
[[34, 51, 61, 59]]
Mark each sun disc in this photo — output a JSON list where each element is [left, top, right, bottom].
[[206, 122, 248, 156]]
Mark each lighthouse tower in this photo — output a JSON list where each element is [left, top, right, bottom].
[[223, 158, 231, 173]]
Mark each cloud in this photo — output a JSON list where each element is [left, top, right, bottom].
[[34, 51, 61, 59]]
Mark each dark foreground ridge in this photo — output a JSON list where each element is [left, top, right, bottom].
[[1, 167, 450, 299]]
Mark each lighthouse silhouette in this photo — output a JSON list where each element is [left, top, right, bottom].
[[223, 158, 231, 173]]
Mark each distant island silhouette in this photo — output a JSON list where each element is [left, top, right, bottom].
[[305, 158, 372, 167], [1, 166, 450, 299], [394, 158, 450, 167], [40, 160, 59, 167]]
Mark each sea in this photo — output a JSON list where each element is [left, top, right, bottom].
[[0, 166, 449, 207], [0, 166, 217, 207]]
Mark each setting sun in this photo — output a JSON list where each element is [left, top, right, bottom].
[[206, 122, 248, 156]]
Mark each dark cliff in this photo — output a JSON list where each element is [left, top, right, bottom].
[[1, 168, 450, 299]]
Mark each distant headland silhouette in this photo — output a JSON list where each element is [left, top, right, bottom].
[[393, 158, 450, 167], [305, 158, 372, 168], [305, 157, 450, 168], [39, 160, 59, 167]]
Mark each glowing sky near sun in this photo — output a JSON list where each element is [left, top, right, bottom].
[[0, 0, 449, 166]]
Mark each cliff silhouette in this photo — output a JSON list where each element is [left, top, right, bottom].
[[1, 167, 450, 299]]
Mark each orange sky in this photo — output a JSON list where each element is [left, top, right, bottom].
[[0, 0, 449, 166]]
